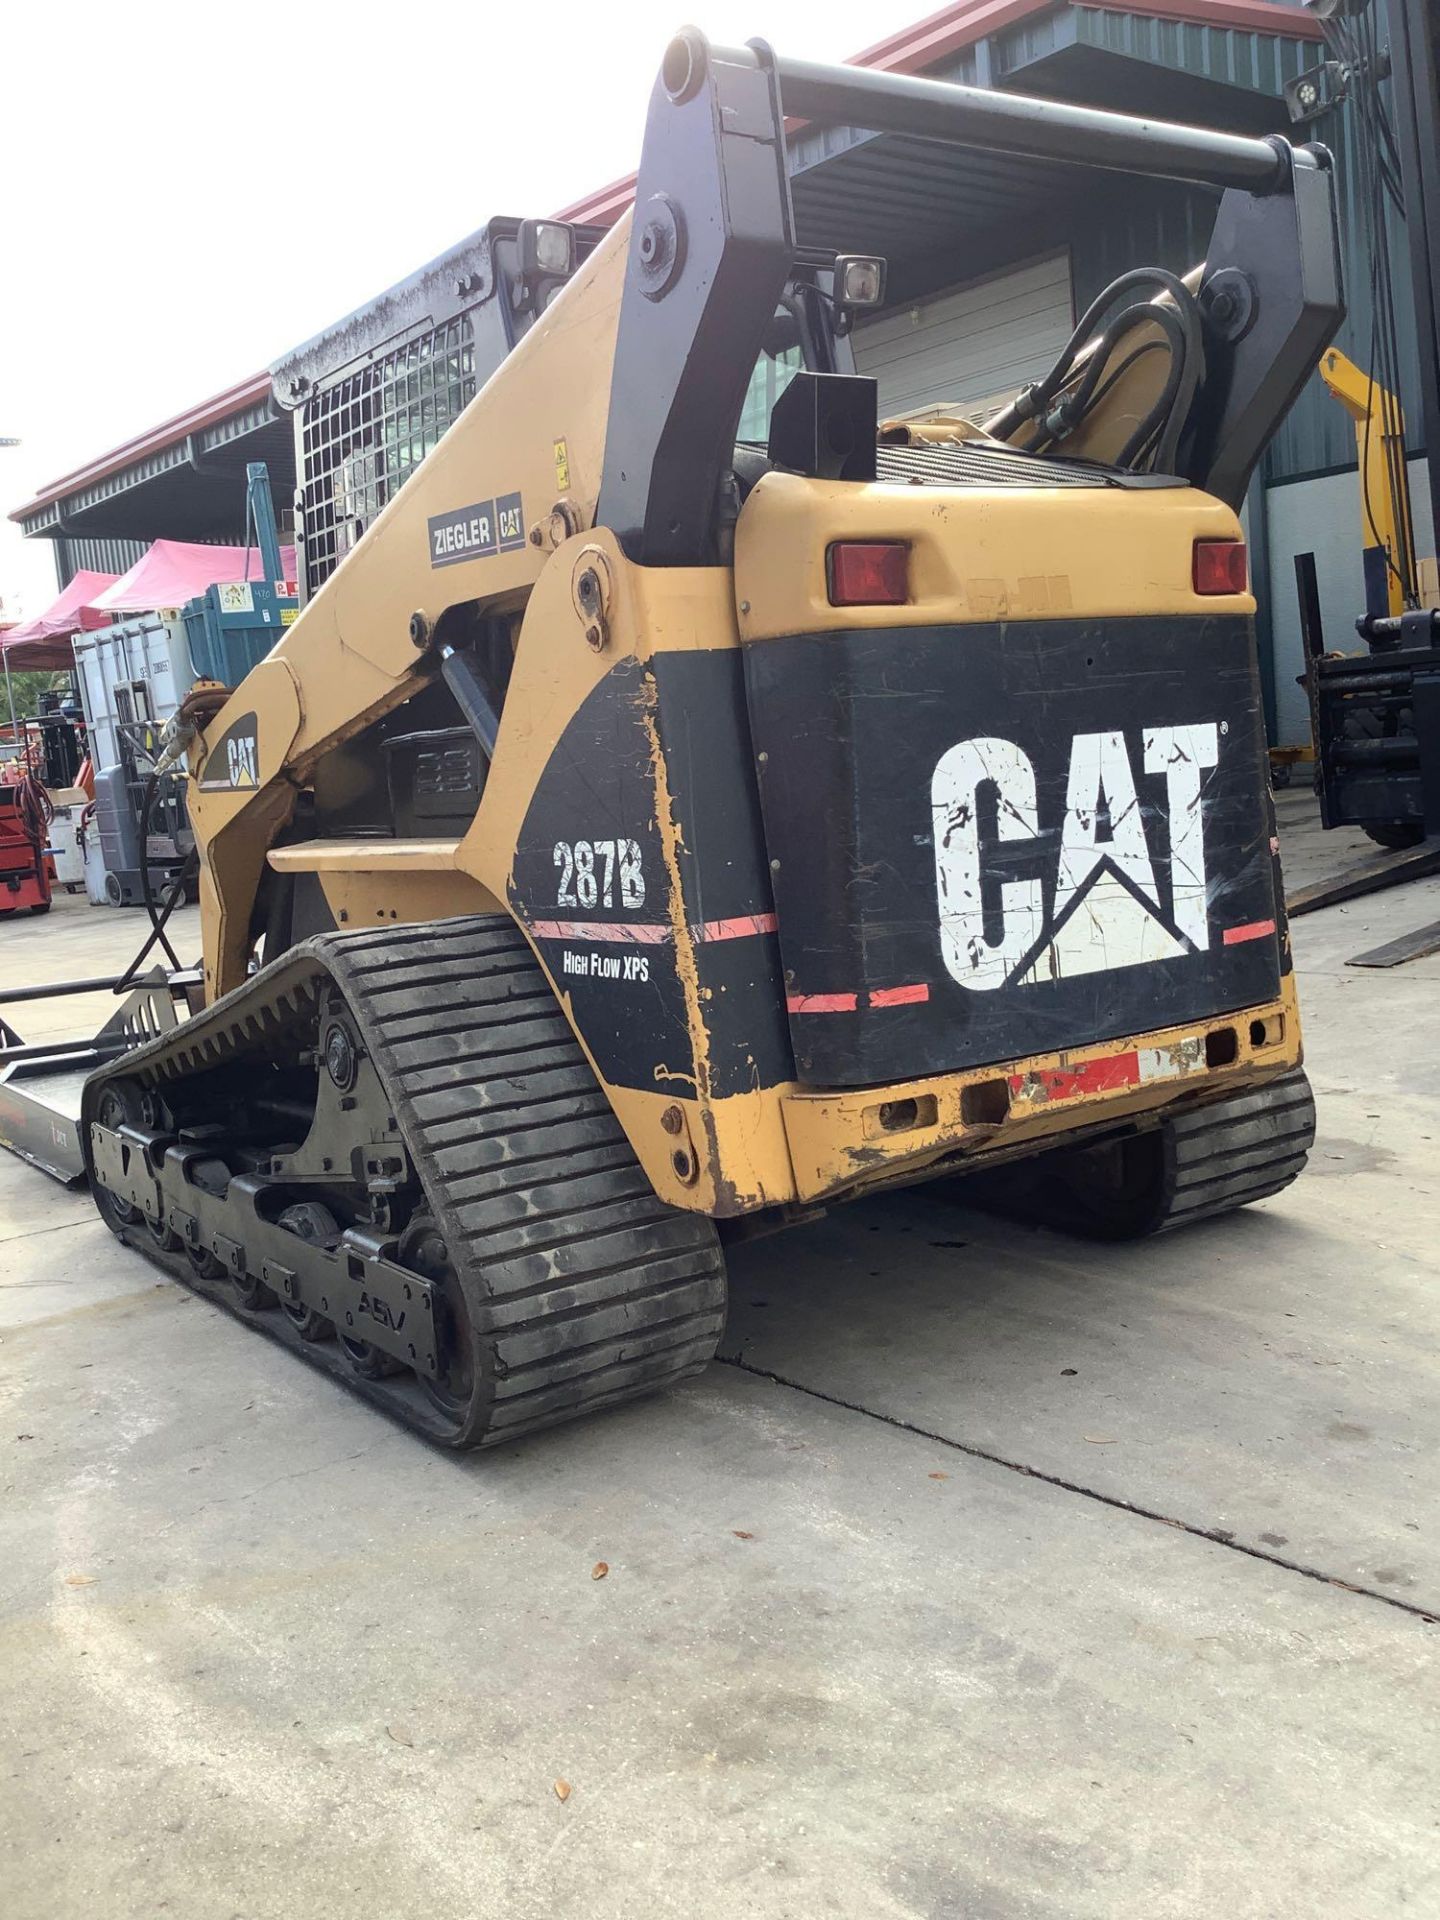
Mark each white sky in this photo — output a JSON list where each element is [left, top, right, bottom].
[[0, 0, 924, 619]]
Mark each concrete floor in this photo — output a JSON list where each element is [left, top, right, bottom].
[[1, 806, 1437, 1919]]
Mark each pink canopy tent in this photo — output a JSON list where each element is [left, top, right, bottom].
[[0, 570, 119, 669], [91, 540, 297, 616]]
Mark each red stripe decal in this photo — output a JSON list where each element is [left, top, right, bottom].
[[1009, 1052, 1140, 1101], [784, 982, 930, 1014], [694, 912, 778, 942], [529, 919, 672, 945], [1223, 918, 1277, 946], [530, 912, 777, 946], [868, 983, 930, 1008]]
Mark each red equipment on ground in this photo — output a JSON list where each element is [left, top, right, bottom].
[[0, 773, 53, 917]]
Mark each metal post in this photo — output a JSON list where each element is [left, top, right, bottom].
[[2, 646, 18, 749], [246, 462, 284, 586], [1382, 0, 1440, 560], [0, 436, 21, 750], [1246, 469, 1278, 742]]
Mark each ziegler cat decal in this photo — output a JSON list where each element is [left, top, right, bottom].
[[427, 492, 526, 568]]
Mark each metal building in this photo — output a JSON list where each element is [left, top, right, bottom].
[[12, 375, 294, 584], [10, 0, 1429, 749]]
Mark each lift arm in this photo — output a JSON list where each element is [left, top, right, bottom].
[[601, 31, 1344, 559]]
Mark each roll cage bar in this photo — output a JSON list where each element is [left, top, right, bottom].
[[597, 30, 1344, 565]]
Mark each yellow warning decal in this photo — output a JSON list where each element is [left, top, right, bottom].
[[554, 437, 571, 492], [280, 607, 299, 625]]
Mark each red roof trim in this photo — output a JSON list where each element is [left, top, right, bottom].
[[562, 169, 645, 228], [554, 0, 1320, 226], [1084, 0, 1322, 32], [10, 370, 272, 527], [848, 0, 1080, 72]]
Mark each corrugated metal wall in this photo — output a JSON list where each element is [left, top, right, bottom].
[[54, 535, 146, 592], [978, 7, 1424, 484], [853, 253, 1075, 416], [1065, 6, 1311, 93], [1068, 179, 1220, 316]]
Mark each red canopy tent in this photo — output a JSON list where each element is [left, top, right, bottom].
[[0, 570, 119, 670], [91, 540, 297, 616]]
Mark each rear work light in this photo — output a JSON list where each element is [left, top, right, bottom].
[[1193, 538, 1248, 596], [827, 542, 910, 607]]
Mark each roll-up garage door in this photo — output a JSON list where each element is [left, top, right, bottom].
[[852, 252, 1074, 422]]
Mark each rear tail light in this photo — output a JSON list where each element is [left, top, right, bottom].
[[1193, 538, 1248, 596], [827, 541, 910, 607]]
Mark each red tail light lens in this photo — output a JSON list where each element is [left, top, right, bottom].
[[1193, 539, 1248, 596], [826, 541, 910, 607]]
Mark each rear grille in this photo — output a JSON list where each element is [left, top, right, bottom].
[[735, 436, 1130, 493], [874, 439, 1121, 490], [299, 317, 475, 598]]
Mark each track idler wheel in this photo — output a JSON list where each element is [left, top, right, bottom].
[[276, 1202, 340, 1340], [400, 1213, 476, 1433], [229, 1267, 278, 1313], [338, 1338, 403, 1380], [231, 1265, 279, 1313], [92, 1083, 143, 1235]]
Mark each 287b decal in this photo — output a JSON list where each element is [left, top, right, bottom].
[[932, 723, 1223, 991], [554, 838, 646, 911]]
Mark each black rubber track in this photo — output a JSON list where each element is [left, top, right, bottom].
[[960, 1067, 1317, 1242], [1150, 1069, 1317, 1233], [85, 915, 727, 1449]]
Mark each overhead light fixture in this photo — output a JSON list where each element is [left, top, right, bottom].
[[1283, 59, 1346, 123]]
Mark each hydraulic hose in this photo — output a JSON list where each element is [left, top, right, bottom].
[[986, 267, 1202, 474], [12, 767, 54, 850], [112, 770, 197, 993]]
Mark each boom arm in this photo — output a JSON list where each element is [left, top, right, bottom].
[[1319, 343, 1419, 616]]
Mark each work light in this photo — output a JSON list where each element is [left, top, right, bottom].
[[520, 221, 575, 280], [834, 255, 887, 310]]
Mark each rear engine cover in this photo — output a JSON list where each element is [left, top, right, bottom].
[[744, 614, 1284, 1087]]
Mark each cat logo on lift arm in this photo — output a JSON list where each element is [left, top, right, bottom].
[[933, 724, 1225, 990], [197, 713, 261, 792]]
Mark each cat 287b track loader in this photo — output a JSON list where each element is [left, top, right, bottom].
[[83, 33, 1341, 1446]]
